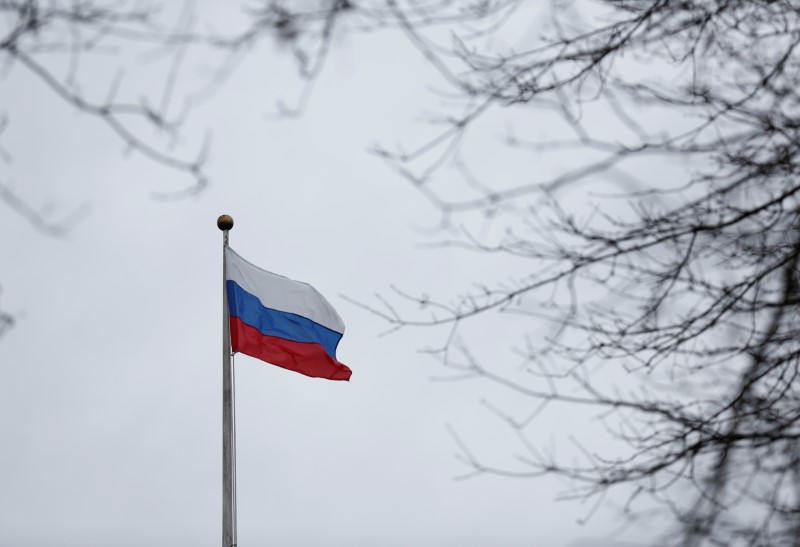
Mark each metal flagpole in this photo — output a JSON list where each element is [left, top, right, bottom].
[[218, 214, 237, 547]]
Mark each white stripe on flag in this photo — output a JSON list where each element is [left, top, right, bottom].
[[225, 247, 345, 334]]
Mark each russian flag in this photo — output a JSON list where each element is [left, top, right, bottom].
[[225, 247, 352, 381]]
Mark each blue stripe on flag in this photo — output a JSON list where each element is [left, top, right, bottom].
[[226, 280, 342, 359]]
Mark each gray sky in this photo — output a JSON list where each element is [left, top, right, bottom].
[[0, 4, 663, 546]]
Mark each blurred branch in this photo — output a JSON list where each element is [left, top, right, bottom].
[[350, 1, 800, 544]]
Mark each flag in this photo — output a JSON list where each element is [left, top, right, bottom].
[[225, 247, 352, 381]]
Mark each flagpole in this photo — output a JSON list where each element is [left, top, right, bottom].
[[218, 214, 236, 547]]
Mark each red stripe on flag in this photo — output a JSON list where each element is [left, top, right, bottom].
[[230, 317, 352, 381]]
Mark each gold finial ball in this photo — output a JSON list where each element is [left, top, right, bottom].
[[217, 214, 234, 231]]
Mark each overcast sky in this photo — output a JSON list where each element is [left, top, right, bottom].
[[0, 3, 665, 546]]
